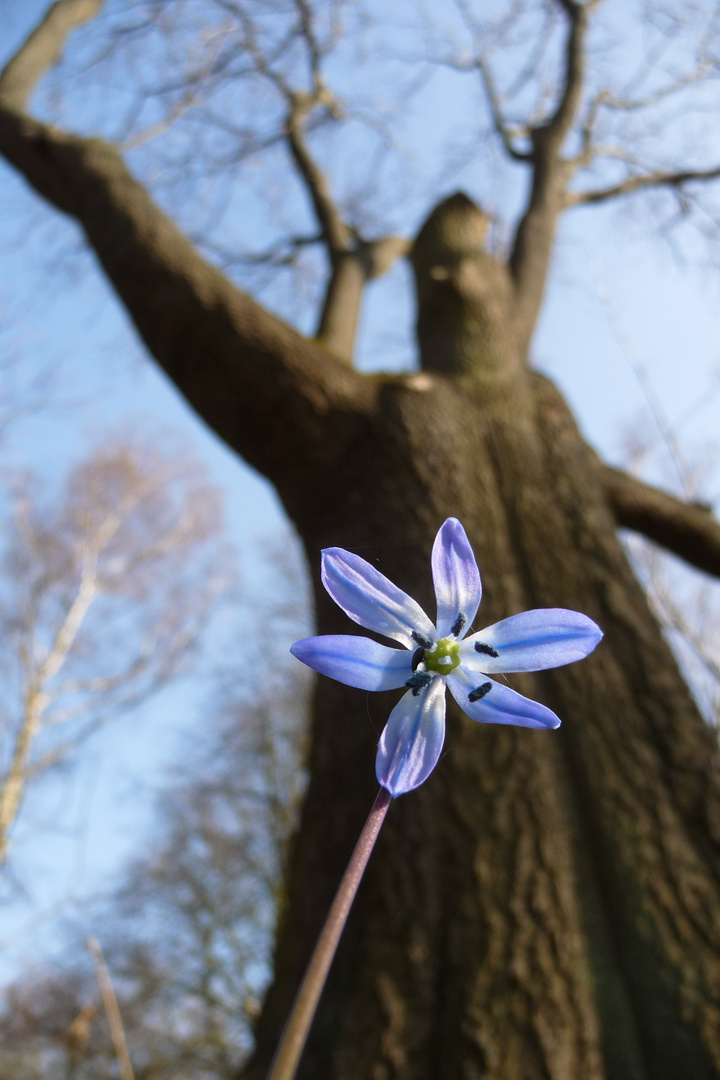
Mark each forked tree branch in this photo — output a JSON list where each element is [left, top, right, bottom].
[[240, 0, 352, 264], [474, 57, 531, 163], [545, 0, 596, 142], [508, 0, 593, 349], [601, 465, 720, 579], [284, 89, 409, 363], [285, 95, 359, 359], [285, 92, 351, 255]]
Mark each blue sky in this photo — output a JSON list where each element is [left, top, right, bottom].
[[1, 0, 719, 983]]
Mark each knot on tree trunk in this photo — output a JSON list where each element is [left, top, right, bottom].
[[411, 192, 517, 377]]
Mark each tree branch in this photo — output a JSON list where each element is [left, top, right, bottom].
[[474, 56, 531, 163], [284, 92, 410, 362], [284, 93, 381, 363], [572, 88, 607, 169], [224, 0, 377, 362], [566, 164, 720, 207], [602, 465, 720, 579], [508, 0, 593, 349], [0, 7, 371, 496], [545, 0, 596, 142], [285, 93, 350, 255], [0, 0, 103, 112], [314, 234, 410, 361], [363, 235, 411, 280], [294, 0, 324, 84]]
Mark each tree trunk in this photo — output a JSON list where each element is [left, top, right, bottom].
[[244, 204, 720, 1080], [2, 12, 719, 1064]]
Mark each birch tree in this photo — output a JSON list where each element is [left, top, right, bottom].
[[0, 610, 308, 1080], [0, 440, 226, 870]]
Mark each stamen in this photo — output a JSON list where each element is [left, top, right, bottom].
[[405, 672, 433, 697], [468, 682, 492, 703], [412, 631, 434, 649], [474, 642, 499, 658], [451, 613, 466, 637], [411, 647, 425, 672]]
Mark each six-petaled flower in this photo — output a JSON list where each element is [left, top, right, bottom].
[[291, 518, 602, 797]]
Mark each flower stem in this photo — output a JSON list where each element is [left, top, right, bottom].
[[266, 786, 393, 1080]]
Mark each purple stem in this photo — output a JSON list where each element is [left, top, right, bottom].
[[266, 786, 393, 1080]]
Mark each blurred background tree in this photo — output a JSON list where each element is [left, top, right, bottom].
[[0, 643, 309, 1080], [0, 439, 229, 872]]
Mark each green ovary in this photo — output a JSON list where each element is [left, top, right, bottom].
[[424, 637, 460, 674]]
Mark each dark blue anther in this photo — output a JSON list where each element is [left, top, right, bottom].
[[468, 682, 492, 703], [412, 631, 433, 649], [451, 613, 466, 637], [405, 672, 433, 697], [411, 647, 425, 672], [474, 642, 499, 658]]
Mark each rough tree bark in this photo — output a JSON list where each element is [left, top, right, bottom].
[[2, 3, 720, 1079]]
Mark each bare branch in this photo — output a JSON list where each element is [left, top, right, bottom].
[[226, 0, 343, 209], [444, 1, 533, 160], [474, 57, 532, 162], [601, 74, 711, 115], [602, 464, 720, 579], [237, 0, 410, 361], [235, 232, 321, 264], [285, 92, 351, 255], [508, 0, 596, 345], [566, 164, 720, 207], [294, 0, 324, 82], [363, 235, 411, 280], [574, 88, 609, 166], [121, 91, 199, 152], [545, 0, 594, 141], [0, 0, 103, 112]]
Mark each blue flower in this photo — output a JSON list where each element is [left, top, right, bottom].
[[291, 518, 603, 797]]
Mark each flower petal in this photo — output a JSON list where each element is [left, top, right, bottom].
[[460, 608, 603, 673], [432, 518, 482, 639], [447, 668, 561, 729], [290, 635, 413, 691], [376, 677, 446, 796], [322, 547, 435, 648]]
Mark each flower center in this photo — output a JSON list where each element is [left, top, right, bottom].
[[424, 637, 460, 675]]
